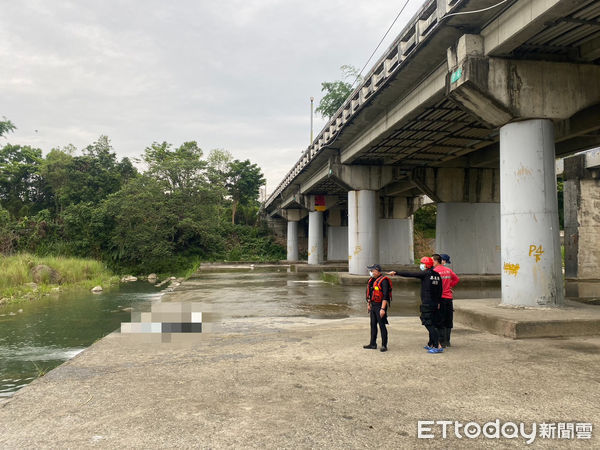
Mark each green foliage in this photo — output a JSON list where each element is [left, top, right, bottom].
[[315, 65, 361, 119], [0, 253, 117, 303], [414, 204, 437, 236], [61, 202, 109, 257], [0, 144, 47, 217], [0, 118, 282, 275], [0, 117, 16, 138], [143, 141, 206, 193], [59, 136, 136, 207], [221, 223, 285, 261], [226, 159, 265, 224]]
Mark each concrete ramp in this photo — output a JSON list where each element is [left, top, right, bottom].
[[454, 299, 600, 339]]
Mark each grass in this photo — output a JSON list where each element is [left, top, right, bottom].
[[32, 362, 49, 378], [0, 253, 119, 305]]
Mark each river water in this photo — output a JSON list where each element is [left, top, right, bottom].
[[0, 267, 500, 398], [0, 282, 162, 398]]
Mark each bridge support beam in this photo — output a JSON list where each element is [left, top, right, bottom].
[[348, 190, 378, 275], [563, 152, 600, 280], [500, 119, 564, 307], [436, 203, 500, 274], [307, 211, 324, 265], [286, 221, 299, 262]]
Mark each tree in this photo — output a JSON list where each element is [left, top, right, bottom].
[[0, 117, 16, 138], [225, 160, 265, 225], [39, 149, 74, 214], [101, 176, 178, 272], [40, 137, 138, 209], [0, 144, 46, 217], [206, 148, 233, 188], [143, 141, 207, 194], [315, 65, 362, 119]]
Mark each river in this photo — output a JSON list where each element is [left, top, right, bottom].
[[0, 267, 500, 398]]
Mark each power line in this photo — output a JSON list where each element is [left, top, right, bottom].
[[443, 0, 510, 18], [351, 0, 414, 89]]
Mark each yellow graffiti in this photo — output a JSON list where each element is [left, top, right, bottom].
[[503, 262, 520, 276], [516, 164, 533, 177], [528, 244, 544, 262]]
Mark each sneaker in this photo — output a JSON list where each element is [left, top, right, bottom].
[[380, 346, 388, 352], [363, 344, 377, 349], [428, 348, 444, 354], [424, 345, 433, 350]]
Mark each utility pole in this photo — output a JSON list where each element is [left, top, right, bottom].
[[310, 96, 314, 145]]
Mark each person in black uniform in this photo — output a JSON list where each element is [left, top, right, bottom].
[[389, 257, 443, 354], [363, 264, 391, 352]]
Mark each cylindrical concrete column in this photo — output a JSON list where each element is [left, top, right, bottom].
[[286, 221, 299, 261], [348, 190, 378, 275], [307, 211, 323, 264], [500, 119, 563, 306]]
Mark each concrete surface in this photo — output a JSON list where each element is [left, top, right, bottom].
[[454, 299, 600, 339], [1, 316, 599, 448]]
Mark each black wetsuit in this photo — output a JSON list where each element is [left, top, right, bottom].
[[366, 276, 391, 348], [393, 268, 442, 347]]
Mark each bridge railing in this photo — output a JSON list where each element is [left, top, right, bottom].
[[265, 0, 457, 209]]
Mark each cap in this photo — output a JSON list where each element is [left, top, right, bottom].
[[420, 257, 434, 268], [366, 264, 382, 271], [440, 254, 451, 263]]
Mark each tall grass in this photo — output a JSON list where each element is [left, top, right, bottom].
[[0, 253, 118, 304]]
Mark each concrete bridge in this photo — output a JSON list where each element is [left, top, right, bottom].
[[264, 0, 600, 308]]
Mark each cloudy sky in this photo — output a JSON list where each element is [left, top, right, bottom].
[[1, 0, 426, 194]]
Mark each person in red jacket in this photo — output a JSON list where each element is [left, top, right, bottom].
[[432, 253, 460, 347]]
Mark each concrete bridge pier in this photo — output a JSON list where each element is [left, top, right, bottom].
[[282, 209, 306, 262], [563, 150, 600, 280], [500, 119, 564, 307], [286, 221, 299, 261], [348, 190, 378, 275], [307, 211, 324, 264]]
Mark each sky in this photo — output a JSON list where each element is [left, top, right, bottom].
[[1, 0, 426, 196]]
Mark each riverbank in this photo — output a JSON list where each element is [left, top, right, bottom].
[[0, 254, 119, 306], [1, 315, 598, 448]]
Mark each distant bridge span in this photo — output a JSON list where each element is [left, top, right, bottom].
[[265, 0, 600, 308]]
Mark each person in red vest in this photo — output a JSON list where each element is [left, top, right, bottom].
[[363, 264, 391, 352], [433, 253, 460, 347]]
